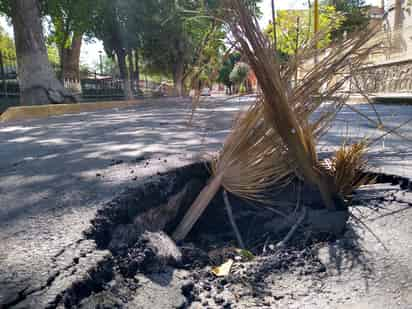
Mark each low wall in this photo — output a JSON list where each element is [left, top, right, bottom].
[[0, 99, 143, 122]]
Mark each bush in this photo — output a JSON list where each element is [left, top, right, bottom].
[[229, 62, 250, 84], [239, 83, 246, 94]]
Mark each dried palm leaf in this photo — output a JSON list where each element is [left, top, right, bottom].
[[219, 0, 379, 208], [173, 0, 380, 241], [322, 141, 371, 197]]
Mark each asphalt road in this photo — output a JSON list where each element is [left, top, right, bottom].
[[0, 96, 412, 308]]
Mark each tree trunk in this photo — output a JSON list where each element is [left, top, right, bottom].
[[173, 59, 185, 97], [10, 0, 76, 105], [134, 48, 140, 90], [115, 48, 132, 100], [61, 33, 83, 81], [115, 48, 127, 80], [127, 49, 135, 92]]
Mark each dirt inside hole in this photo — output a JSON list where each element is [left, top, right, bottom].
[[85, 162, 352, 271]]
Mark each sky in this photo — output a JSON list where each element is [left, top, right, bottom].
[[0, 0, 381, 68]]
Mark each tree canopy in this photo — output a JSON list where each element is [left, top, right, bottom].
[[0, 0, 264, 98], [265, 6, 344, 56], [322, 0, 370, 40]]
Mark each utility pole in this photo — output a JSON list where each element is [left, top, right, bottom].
[[271, 0, 277, 51], [314, 0, 319, 64]]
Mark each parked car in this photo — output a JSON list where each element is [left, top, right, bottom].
[[200, 87, 211, 96]]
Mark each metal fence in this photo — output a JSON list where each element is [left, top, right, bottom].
[[0, 51, 168, 102], [79, 76, 169, 99], [0, 51, 19, 98]]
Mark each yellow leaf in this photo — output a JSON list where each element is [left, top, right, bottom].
[[211, 259, 234, 277]]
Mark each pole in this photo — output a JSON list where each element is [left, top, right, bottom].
[[271, 0, 277, 50], [295, 16, 300, 85], [99, 51, 103, 75], [314, 0, 319, 64]]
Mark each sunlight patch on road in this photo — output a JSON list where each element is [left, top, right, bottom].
[[0, 126, 39, 133], [9, 136, 37, 143]]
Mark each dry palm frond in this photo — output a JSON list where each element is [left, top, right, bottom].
[[173, 0, 380, 241], [323, 141, 372, 197], [212, 100, 295, 202], [218, 0, 379, 208], [173, 101, 295, 240]]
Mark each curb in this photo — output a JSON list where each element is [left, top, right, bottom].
[[0, 99, 144, 122]]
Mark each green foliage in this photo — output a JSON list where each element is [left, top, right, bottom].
[[0, 0, 262, 87], [138, 0, 260, 86], [0, 1, 11, 16], [140, 1, 210, 77], [229, 62, 250, 84], [47, 42, 60, 67], [44, 0, 95, 67], [218, 52, 241, 88], [322, 0, 370, 40], [89, 0, 148, 63], [43, 0, 95, 37], [0, 15, 62, 69], [265, 6, 344, 56], [0, 24, 15, 59], [139, 0, 191, 77], [196, 33, 226, 86], [239, 83, 246, 94]]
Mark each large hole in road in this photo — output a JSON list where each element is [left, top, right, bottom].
[[63, 162, 411, 308], [87, 161, 412, 263], [87, 162, 352, 257]]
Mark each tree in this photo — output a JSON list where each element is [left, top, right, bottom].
[[139, 0, 196, 96], [322, 0, 370, 40], [7, 0, 75, 105], [265, 6, 344, 56], [140, 0, 236, 96], [229, 61, 249, 93], [218, 52, 241, 94], [89, 0, 147, 98], [44, 0, 95, 81], [185, 22, 227, 92]]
